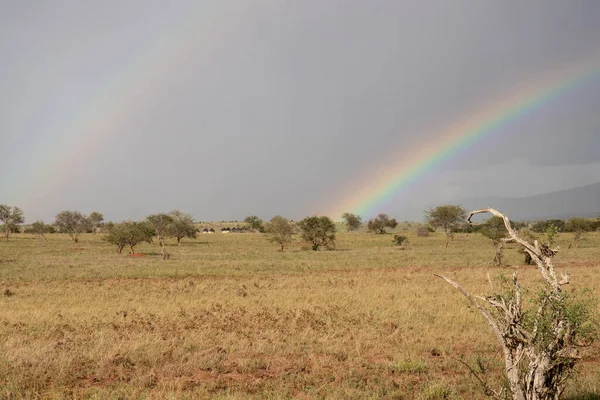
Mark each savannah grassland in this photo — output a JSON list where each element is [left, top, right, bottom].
[[1, 229, 599, 400]]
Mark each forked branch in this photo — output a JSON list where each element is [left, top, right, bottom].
[[436, 208, 582, 400]]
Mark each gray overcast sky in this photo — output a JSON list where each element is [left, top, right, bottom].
[[1, 0, 599, 222]]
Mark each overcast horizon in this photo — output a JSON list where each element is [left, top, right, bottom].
[[2, 1, 599, 222]]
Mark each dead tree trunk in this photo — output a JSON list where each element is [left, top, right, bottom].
[[435, 208, 584, 400]]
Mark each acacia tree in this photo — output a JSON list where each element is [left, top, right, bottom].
[[244, 215, 265, 232], [366, 213, 398, 234], [265, 215, 295, 251], [479, 216, 509, 267], [565, 217, 590, 247], [30, 220, 52, 239], [146, 213, 173, 244], [0, 204, 25, 240], [88, 212, 104, 233], [54, 211, 90, 243], [341, 212, 362, 232], [105, 221, 155, 254], [425, 204, 466, 247], [168, 210, 197, 245], [436, 208, 596, 400], [298, 216, 336, 251]]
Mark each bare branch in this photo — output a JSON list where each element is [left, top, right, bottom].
[[559, 272, 570, 286], [438, 208, 586, 399], [451, 356, 504, 400], [435, 274, 505, 347], [467, 207, 569, 293]]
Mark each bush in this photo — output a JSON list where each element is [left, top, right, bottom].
[[54, 211, 90, 243], [367, 213, 398, 234], [244, 216, 265, 233], [265, 216, 294, 251], [392, 234, 408, 247], [424, 205, 466, 246], [341, 212, 362, 231], [298, 216, 336, 251], [105, 221, 155, 254]]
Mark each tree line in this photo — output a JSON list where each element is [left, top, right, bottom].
[[1, 203, 598, 258]]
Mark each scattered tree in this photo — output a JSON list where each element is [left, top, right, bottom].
[[54, 211, 90, 243], [30, 220, 52, 239], [392, 234, 408, 248], [424, 204, 466, 247], [366, 213, 398, 234], [105, 221, 155, 254], [168, 210, 197, 245], [479, 216, 509, 267], [544, 222, 559, 246], [298, 216, 336, 251], [565, 217, 591, 247], [244, 215, 265, 232], [531, 219, 566, 234], [0, 205, 25, 240], [436, 208, 596, 400], [88, 212, 104, 233], [146, 213, 174, 244], [341, 212, 362, 232], [265, 215, 295, 251]]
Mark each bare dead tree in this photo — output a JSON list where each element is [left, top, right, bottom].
[[435, 207, 595, 400]]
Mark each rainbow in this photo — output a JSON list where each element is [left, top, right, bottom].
[[327, 58, 600, 219], [10, 1, 273, 212]]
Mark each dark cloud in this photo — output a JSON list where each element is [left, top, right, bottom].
[[1, 1, 599, 221]]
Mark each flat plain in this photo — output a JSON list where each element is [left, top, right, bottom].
[[1, 229, 599, 399]]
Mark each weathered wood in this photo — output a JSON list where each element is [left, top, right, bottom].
[[438, 208, 579, 400]]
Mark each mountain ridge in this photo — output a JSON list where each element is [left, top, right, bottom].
[[459, 182, 600, 221]]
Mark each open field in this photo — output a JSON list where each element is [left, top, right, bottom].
[[1, 230, 599, 399]]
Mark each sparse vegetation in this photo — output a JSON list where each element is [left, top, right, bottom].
[[0, 204, 25, 240], [298, 216, 336, 250], [479, 216, 508, 266], [88, 211, 104, 233], [105, 221, 155, 254], [392, 234, 409, 247], [146, 213, 173, 244], [366, 213, 398, 234], [0, 214, 598, 399], [264, 215, 295, 251], [565, 217, 591, 247], [425, 204, 466, 247], [244, 215, 265, 233], [28, 220, 52, 239], [437, 208, 598, 400], [54, 210, 90, 243], [341, 212, 362, 231], [167, 210, 197, 245]]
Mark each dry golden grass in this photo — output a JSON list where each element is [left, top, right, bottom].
[[1, 230, 599, 399]]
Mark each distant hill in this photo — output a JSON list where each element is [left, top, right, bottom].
[[460, 182, 600, 221]]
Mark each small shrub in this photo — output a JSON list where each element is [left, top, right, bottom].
[[367, 213, 398, 234], [545, 222, 559, 245], [392, 235, 409, 247], [421, 383, 454, 400], [390, 359, 428, 374]]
